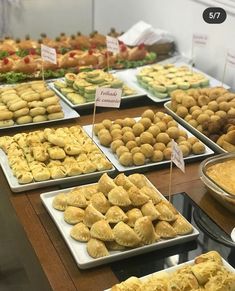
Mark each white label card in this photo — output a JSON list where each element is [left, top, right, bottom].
[[193, 33, 208, 47], [227, 50, 235, 67], [106, 35, 120, 54], [95, 88, 122, 108], [41, 44, 57, 64], [171, 139, 185, 173]]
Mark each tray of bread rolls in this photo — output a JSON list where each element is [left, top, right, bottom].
[[83, 109, 214, 172], [106, 251, 235, 291], [40, 173, 199, 269], [0, 125, 115, 192], [0, 80, 79, 129]]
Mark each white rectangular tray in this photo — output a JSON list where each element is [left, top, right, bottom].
[[120, 61, 230, 103], [40, 178, 199, 269], [48, 75, 146, 110], [83, 120, 214, 172], [104, 257, 235, 290], [164, 101, 226, 153], [0, 150, 115, 192]]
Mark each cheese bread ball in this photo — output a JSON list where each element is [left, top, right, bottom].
[[192, 142, 206, 154], [147, 125, 160, 137], [139, 117, 152, 130], [116, 146, 129, 158], [102, 119, 112, 129], [133, 152, 145, 166], [151, 150, 164, 162], [140, 132, 154, 145], [131, 146, 141, 155], [123, 117, 136, 127], [140, 144, 154, 158], [122, 131, 136, 144], [179, 144, 190, 157], [156, 133, 171, 144], [163, 148, 172, 160], [132, 123, 145, 136], [176, 106, 188, 118], [141, 109, 155, 121], [94, 123, 105, 135], [119, 152, 133, 166], [166, 127, 180, 140], [99, 133, 112, 147], [153, 142, 166, 151], [126, 140, 137, 151], [111, 140, 124, 153]]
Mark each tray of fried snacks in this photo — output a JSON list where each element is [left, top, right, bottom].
[[0, 125, 114, 192], [164, 86, 235, 153], [40, 173, 199, 269], [48, 70, 144, 109], [83, 109, 214, 172], [0, 80, 79, 129], [134, 62, 228, 103], [106, 250, 235, 291]]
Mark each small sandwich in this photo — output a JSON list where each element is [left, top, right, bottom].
[[0, 57, 15, 73], [13, 56, 39, 73], [16, 35, 39, 50], [74, 32, 91, 49], [78, 50, 99, 67], [128, 43, 147, 61], [89, 31, 106, 47]]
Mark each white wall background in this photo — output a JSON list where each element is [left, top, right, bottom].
[[8, 0, 93, 39], [94, 0, 235, 89]]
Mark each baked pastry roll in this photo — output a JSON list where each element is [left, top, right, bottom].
[[90, 192, 110, 214], [70, 222, 90, 242], [108, 186, 131, 207], [67, 189, 87, 208], [64, 144, 83, 155], [114, 173, 134, 190], [79, 161, 96, 174], [128, 173, 147, 189], [191, 261, 222, 285], [126, 208, 143, 227], [32, 145, 49, 162], [172, 215, 193, 235], [76, 153, 88, 163], [105, 241, 126, 251], [83, 204, 105, 227], [105, 206, 128, 224], [16, 171, 34, 184], [52, 193, 68, 211], [169, 272, 199, 291], [204, 270, 235, 291], [48, 146, 66, 160], [90, 220, 114, 241], [142, 273, 170, 291], [64, 206, 85, 224], [63, 161, 82, 176], [155, 221, 177, 239], [194, 251, 222, 265], [140, 186, 162, 205], [0, 136, 14, 153], [31, 166, 50, 181], [49, 165, 67, 179], [155, 201, 177, 222], [111, 277, 142, 291], [141, 201, 160, 221], [93, 158, 113, 171], [87, 238, 109, 258], [113, 222, 140, 247], [47, 133, 66, 147], [128, 186, 149, 206], [97, 173, 116, 196], [134, 217, 158, 245]]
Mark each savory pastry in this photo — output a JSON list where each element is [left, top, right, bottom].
[[113, 222, 140, 247], [48, 146, 66, 160], [64, 206, 85, 225], [194, 251, 222, 265], [80, 184, 98, 200], [97, 173, 116, 196], [105, 206, 128, 224], [87, 238, 109, 258], [90, 220, 114, 241], [140, 186, 162, 204], [191, 261, 222, 285], [111, 277, 142, 291], [155, 221, 177, 239], [128, 173, 147, 188], [70, 222, 90, 242], [141, 201, 160, 221], [155, 201, 177, 222], [169, 272, 199, 291], [108, 186, 131, 207], [126, 208, 143, 227], [114, 173, 134, 190], [52, 193, 68, 211], [83, 204, 105, 227], [204, 270, 235, 291], [172, 214, 193, 235], [105, 241, 126, 251], [128, 186, 149, 206], [90, 192, 110, 214], [134, 216, 158, 244], [67, 188, 87, 208]]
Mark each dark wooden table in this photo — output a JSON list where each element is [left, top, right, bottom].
[[1, 100, 235, 291]]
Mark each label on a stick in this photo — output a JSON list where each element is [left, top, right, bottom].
[[95, 87, 122, 108], [41, 44, 57, 64], [106, 35, 120, 54]]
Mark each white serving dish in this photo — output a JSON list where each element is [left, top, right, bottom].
[[164, 101, 226, 153], [40, 177, 199, 269], [83, 119, 214, 172], [104, 257, 235, 290]]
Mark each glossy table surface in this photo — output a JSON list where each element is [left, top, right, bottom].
[[1, 97, 235, 291]]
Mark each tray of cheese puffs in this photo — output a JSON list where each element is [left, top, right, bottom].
[[0, 125, 114, 192], [106, 251, 235, 291], [83, 109, 214, 172], [40, 173, 199, 269], [0, 80, 79, 129], [164, 87, 235, 153]]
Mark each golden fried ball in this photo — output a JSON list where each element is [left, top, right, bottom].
[[111, 129, 122, 138], [153, 116, 161, 124], [162, 115, 173, 124], [219, 101, 230, 112], [156, 133, 171, 144], [111, 140, 124, 153], [215, 110, 227, 118], [182, 96, 197, 108], [125, 140, 137, 151], [156, 121, 167, 132], [147, 125, 160, 137], [113, 134, 123, 141], [140, 132, 154, 145], [176, 136, 186, 143], [197, 113, 210, 124], [141, 109, 155, 121], [216, 96, 226, 103], [122, 117, 136, 127], [114, 119, 124, 126], [176, 106, 188, 118], [179, 129, 188, 139], [132, 122, 145, 136], [228, 108, 235, 118], [191, 109, 202, 119], [184, 115, 192, 122], [94, 123, 105, 135], [140, 144, 154, 158], [131, 146, 141, 154], [153, 142, 166, 151], [122, 126, 132, 134], [229, 101, 235, 108], [122, 131, 136, 144], [210, 115, 221, 123], [116, 146, 129, 158], [133, 152, 145, 166], [140, 117, 152, 129], [99, 133, 113, 147], [151, 150, 164, 162], [201, 105, 208, 111], [179, 141, 192, 151], [167, 120, 178, 128], [188, 119, 198, 127], [197, 125, 203, 132], [179, 144, 190, 157], [204, 109, 214, 116], [166, 127, 180, 139], [110, 124, 122, 131], [187, 137, 198, 145], [207, 101, 219, 112], [189, 105, 200, 114], [198, 95, 210, 106], [167, 141, 172, 148], [135, 136, 142, 146], [192, 142, 205, 154], [119, 152, 133, 166], [155, 112, 165, 119], [163, 148, 172, 160], [102, 119, 112, 129], [98, 128, 110, 139]]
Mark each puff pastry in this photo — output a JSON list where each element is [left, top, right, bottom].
[[140, 186, 162, 205], [108, 186, 131, 207], [105, 241, 126, 251], [90, 192, 110, 214], [113, 222, 140, 247], [191, 261, 222, 285], [111, 277, 142, 291], [87, 238, 109, 258], [155, 221, 177, 239], [155, 201, 177, 222], [81, 184, 98, 200], [90, 220, 114, 241], [141, 201, 160, 221], [70, 222, 90, 242], [105, 206, 128, 224], [194, 251, 222, 265], [64, 206, 85, 224], [52, 193, 68, 211], [172, 215, 193, 235], [83, 204, 105, 227], [128, 186, 149, 206], [128, 173, 147, 188], [134, 217, 158, 245], [97, 173, 116, 196], [114, 173, 134, 190], [169, 272, 199, 291], [126, 208, 143, 227], [204, 270, 235, 291], [67, 189, 87, 208]]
